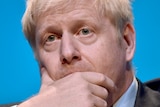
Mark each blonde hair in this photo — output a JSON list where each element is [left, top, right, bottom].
[[22, 0, 134, 50]]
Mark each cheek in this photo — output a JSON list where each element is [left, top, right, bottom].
[[84, 38, 126, 78], [38, 50, 61, 77], [99, 47, 126, 80]]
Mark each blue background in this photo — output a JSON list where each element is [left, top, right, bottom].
[[0, 0, 160, 104]]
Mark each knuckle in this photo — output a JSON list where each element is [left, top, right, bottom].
[[102, 88, 108, 96], [80, 84, 91, 95], [84, 98, 95, 107], [102, 100, 108, 107], [98, 74, 106, 83], [79, 92, 93, 106], [87, 102, 95, 107]]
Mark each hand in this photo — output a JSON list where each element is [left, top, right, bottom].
[[18, 68, 116, 107]]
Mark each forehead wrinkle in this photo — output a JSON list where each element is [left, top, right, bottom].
[[34, 0, 105, 32], [35, 0, 105, 36], [38, 0, 96, 18], [37, 0, 102, 27], [37, 12, 98, 35]]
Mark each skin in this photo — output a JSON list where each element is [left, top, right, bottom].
[[19, 0, 136, 107]]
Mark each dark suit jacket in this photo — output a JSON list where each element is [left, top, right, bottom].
[[134, 78, 160, 107], [0, 103, 20, 107], [0, 78, 160, 107]]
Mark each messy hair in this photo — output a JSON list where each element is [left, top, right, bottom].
[[22, 0, 134, 50]]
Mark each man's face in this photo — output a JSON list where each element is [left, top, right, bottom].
[[35, 0, 131, 85]]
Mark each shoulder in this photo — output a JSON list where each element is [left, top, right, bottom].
[[144, 78, 160, 92], [0, 103, 19, 107], [134, 78, 160, 107]]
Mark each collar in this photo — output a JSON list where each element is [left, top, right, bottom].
[[113, 77, 138, 107]]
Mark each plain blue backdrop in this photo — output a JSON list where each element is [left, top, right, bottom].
[[0, 0, 160, 104]]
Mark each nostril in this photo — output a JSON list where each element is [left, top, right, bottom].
[[61, 55, 80, 64], [73, 56, 79, 60], [62, 58, 68, 64]]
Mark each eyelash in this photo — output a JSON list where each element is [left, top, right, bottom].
[[46, 34, 56, 42], [42, 27, 93, 44], [42, 33, 60, 46], [77, 27, 93, 36]]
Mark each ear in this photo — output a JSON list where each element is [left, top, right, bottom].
[[123, 23, 136, 62]]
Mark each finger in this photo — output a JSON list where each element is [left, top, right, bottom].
[[82, 72, 116, 93], [89, 83, 108, 100], [91, 94, 107, 107]]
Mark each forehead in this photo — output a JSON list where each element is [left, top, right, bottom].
[[35, 0, 106, 36], [37, 0, 97, 16]]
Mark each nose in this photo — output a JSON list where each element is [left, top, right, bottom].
[[60, 33, 81, 64]]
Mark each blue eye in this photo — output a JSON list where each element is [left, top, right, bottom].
[[46, 35, 56, 42], [80, 28, 91, 35]]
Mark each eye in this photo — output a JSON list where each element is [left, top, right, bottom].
[[79, 28, 92, 36], [46, 35, 56, 42]]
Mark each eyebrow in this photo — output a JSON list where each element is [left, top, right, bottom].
[[36, 15, 100, 39], [36, 21, 61, 39], [70, 19, 98, 32]]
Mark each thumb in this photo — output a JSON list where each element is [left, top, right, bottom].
[[40, 67, 54, 92]]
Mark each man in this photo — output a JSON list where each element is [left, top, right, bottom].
[[1, 0, 160, 107]]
